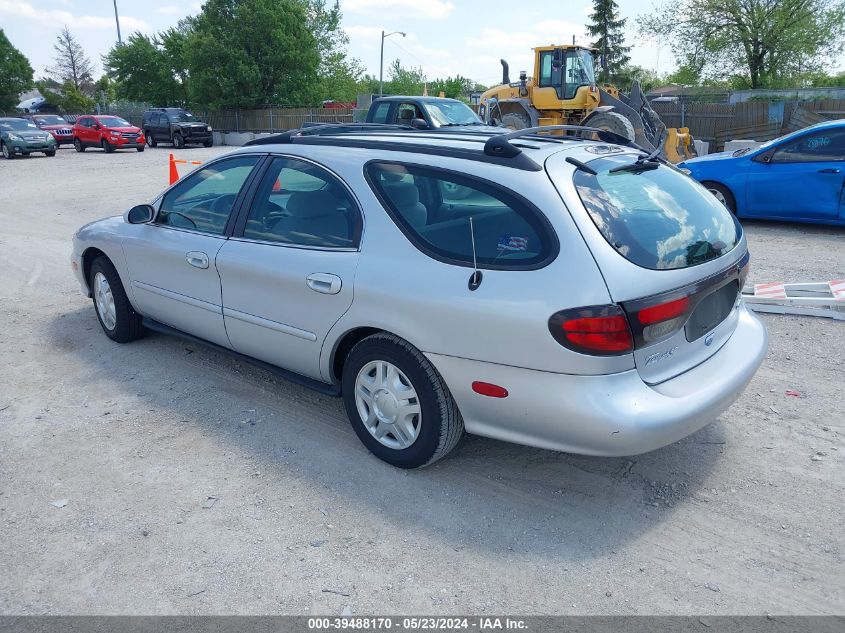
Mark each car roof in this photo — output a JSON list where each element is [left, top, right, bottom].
[[372, 96, 463, 103], [237, 125, 641, 173]]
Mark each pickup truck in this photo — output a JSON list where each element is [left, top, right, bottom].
[[365, 96, 493, 130]]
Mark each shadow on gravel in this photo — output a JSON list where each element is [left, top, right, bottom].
[[49, 307, 725, 562]]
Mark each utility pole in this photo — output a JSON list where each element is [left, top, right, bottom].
[[113, 0, 122, 45], [379, 30, 406, 97]]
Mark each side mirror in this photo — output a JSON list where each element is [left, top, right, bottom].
[[126, 204, 155, 224], [93, 123, 101, 130], [411, 118, 430, 130]]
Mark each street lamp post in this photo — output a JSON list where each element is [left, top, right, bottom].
[[379, 30, 406, 97], [113, 0, 122, 45]]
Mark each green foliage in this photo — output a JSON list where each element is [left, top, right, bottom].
[[429, 75, 477, 99], [612, 65, 663, 92], [639, 0, 845, 89], [103, 31, 187, 106], [309, 0, 364, 102], [36, 79, 95, 112], [185, 0, 319, 108], [0, 29, 34, 111], [93, 75, 118, 105], [586, 0, 631, 83]]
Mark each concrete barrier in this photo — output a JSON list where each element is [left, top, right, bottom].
[[724, 139, 762, 153], [693, 139, 709, 156], [212, 131, 225, 146], [222, 132, 255, 146]]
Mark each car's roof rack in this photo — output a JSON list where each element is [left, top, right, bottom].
[[245, 123, 415, 146], [242, 123, 642, 171], [482, 125, 646, 157]]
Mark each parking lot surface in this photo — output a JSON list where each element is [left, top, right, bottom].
[[0, 146, 843, 615]]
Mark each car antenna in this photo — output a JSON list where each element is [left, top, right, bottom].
[[468, 216, 483, 291]]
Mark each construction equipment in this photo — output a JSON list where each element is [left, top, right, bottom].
[[743, 280, 845, 321], [478, 45, 697, 163]]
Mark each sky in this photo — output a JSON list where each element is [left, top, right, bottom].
[[0, 0, 673, 88]]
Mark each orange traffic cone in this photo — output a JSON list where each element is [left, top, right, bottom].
[[169, 153, 179, 185]]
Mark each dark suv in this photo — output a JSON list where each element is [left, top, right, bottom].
[[142, 108, 213, 149]]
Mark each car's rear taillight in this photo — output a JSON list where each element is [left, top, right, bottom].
[[634, 295, 693, 343], [548, 305, 634, 355]]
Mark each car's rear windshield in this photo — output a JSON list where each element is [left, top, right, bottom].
[[572, 155, 740, 270]]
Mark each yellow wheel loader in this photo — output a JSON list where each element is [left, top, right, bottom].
[[478, 45, 696, 163]]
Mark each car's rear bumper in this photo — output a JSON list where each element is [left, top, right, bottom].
[[426, 303, 767, 456]]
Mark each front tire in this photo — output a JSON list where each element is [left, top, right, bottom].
[[703, 181, 737, 214], [45, 149, 56, 157], [1, 142, 13, 159], [172, 133, 185, 149], [583, 110, 636, 142], [136, 146, 145, 152], [203, 138, 213, 148], [89, 257, 144, 343], [342, 333, 463, 468], [501, 111, 531, 130], [101, 139, 114, 153], [74, 138, 85, 152]]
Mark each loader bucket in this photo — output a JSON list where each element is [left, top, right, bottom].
[[663, 127, 698, 163]]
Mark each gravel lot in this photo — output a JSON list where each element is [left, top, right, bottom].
[[0, 145, 843, 616]]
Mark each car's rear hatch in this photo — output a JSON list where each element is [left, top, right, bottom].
[[545, 148, 749, 385]]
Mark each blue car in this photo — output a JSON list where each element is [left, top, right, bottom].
[[679, 120, 845, 226]]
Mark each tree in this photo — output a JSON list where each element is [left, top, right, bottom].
[[639, 0, 845, 89], [307, 0, 365, 102], [36, 79, 95, 112], [185, 0, 319, 108], [586, 0, 631, 83], [429, 75, 476, 99], [0, 29, 34, 112], [47, 26, 95, 94], [103, 31, 186, 106]]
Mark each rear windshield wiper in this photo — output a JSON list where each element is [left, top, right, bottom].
[[608, 146, 663, 174]]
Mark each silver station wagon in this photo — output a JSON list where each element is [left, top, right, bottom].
[[72, 125, 768, 468]]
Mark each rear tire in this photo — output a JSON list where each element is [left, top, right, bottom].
[[89, 256, 144, 344], [501, 111, 531, 130], [342, 333, 463, 469], [74, 138, 85, 152], [703, 181, 737, 214], [583, 110, 636, 142], [145, 131, 157, 147], [172, 133, 185, 149]]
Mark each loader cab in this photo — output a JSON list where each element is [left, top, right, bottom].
[[533, 46, 598, 108]]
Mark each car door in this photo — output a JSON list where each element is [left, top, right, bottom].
[[157, 113, 170, 141], [216, 156, 362, 381], [121, 154, 263, 348], [76, 117, 91, 145], [745, 128, 845, 221]]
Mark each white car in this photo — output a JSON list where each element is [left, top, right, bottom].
[[72, 125, 768, 468]]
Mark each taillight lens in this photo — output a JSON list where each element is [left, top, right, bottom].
[[637, 296, 690, 325], [548, 305, 633, 355]]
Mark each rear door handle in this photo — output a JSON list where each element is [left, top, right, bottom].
[[186, 251, 209, 269], [306, 273, 342, 295], [818, 168, 841, 174]]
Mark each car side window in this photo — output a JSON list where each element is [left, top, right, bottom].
[[157, 156, 260, 235], [366, 162, 557, 269], [370, 102, 391, 124], [396, 103, 419, 123], [241, 157, 360, 248], [772, 129, 845, 163]]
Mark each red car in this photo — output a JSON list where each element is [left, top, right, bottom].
[[73, 115, 145, 153], [27, 114, 74, 146]]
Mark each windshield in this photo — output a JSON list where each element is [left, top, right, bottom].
[[170, 112, 200, 123], [424, 101, 482, 127], [573, 154, 740, 270], [0, 119, 38, 131], [564, 49, 596, 99], [33, 115, 67, 125], [98, 116, 132, 128]]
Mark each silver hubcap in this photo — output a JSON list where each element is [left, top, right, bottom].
[[709, 188, 727, 206], [2, 144, 8, 158], [93, 272, 117, 330], [354, 360, 421, 450]]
